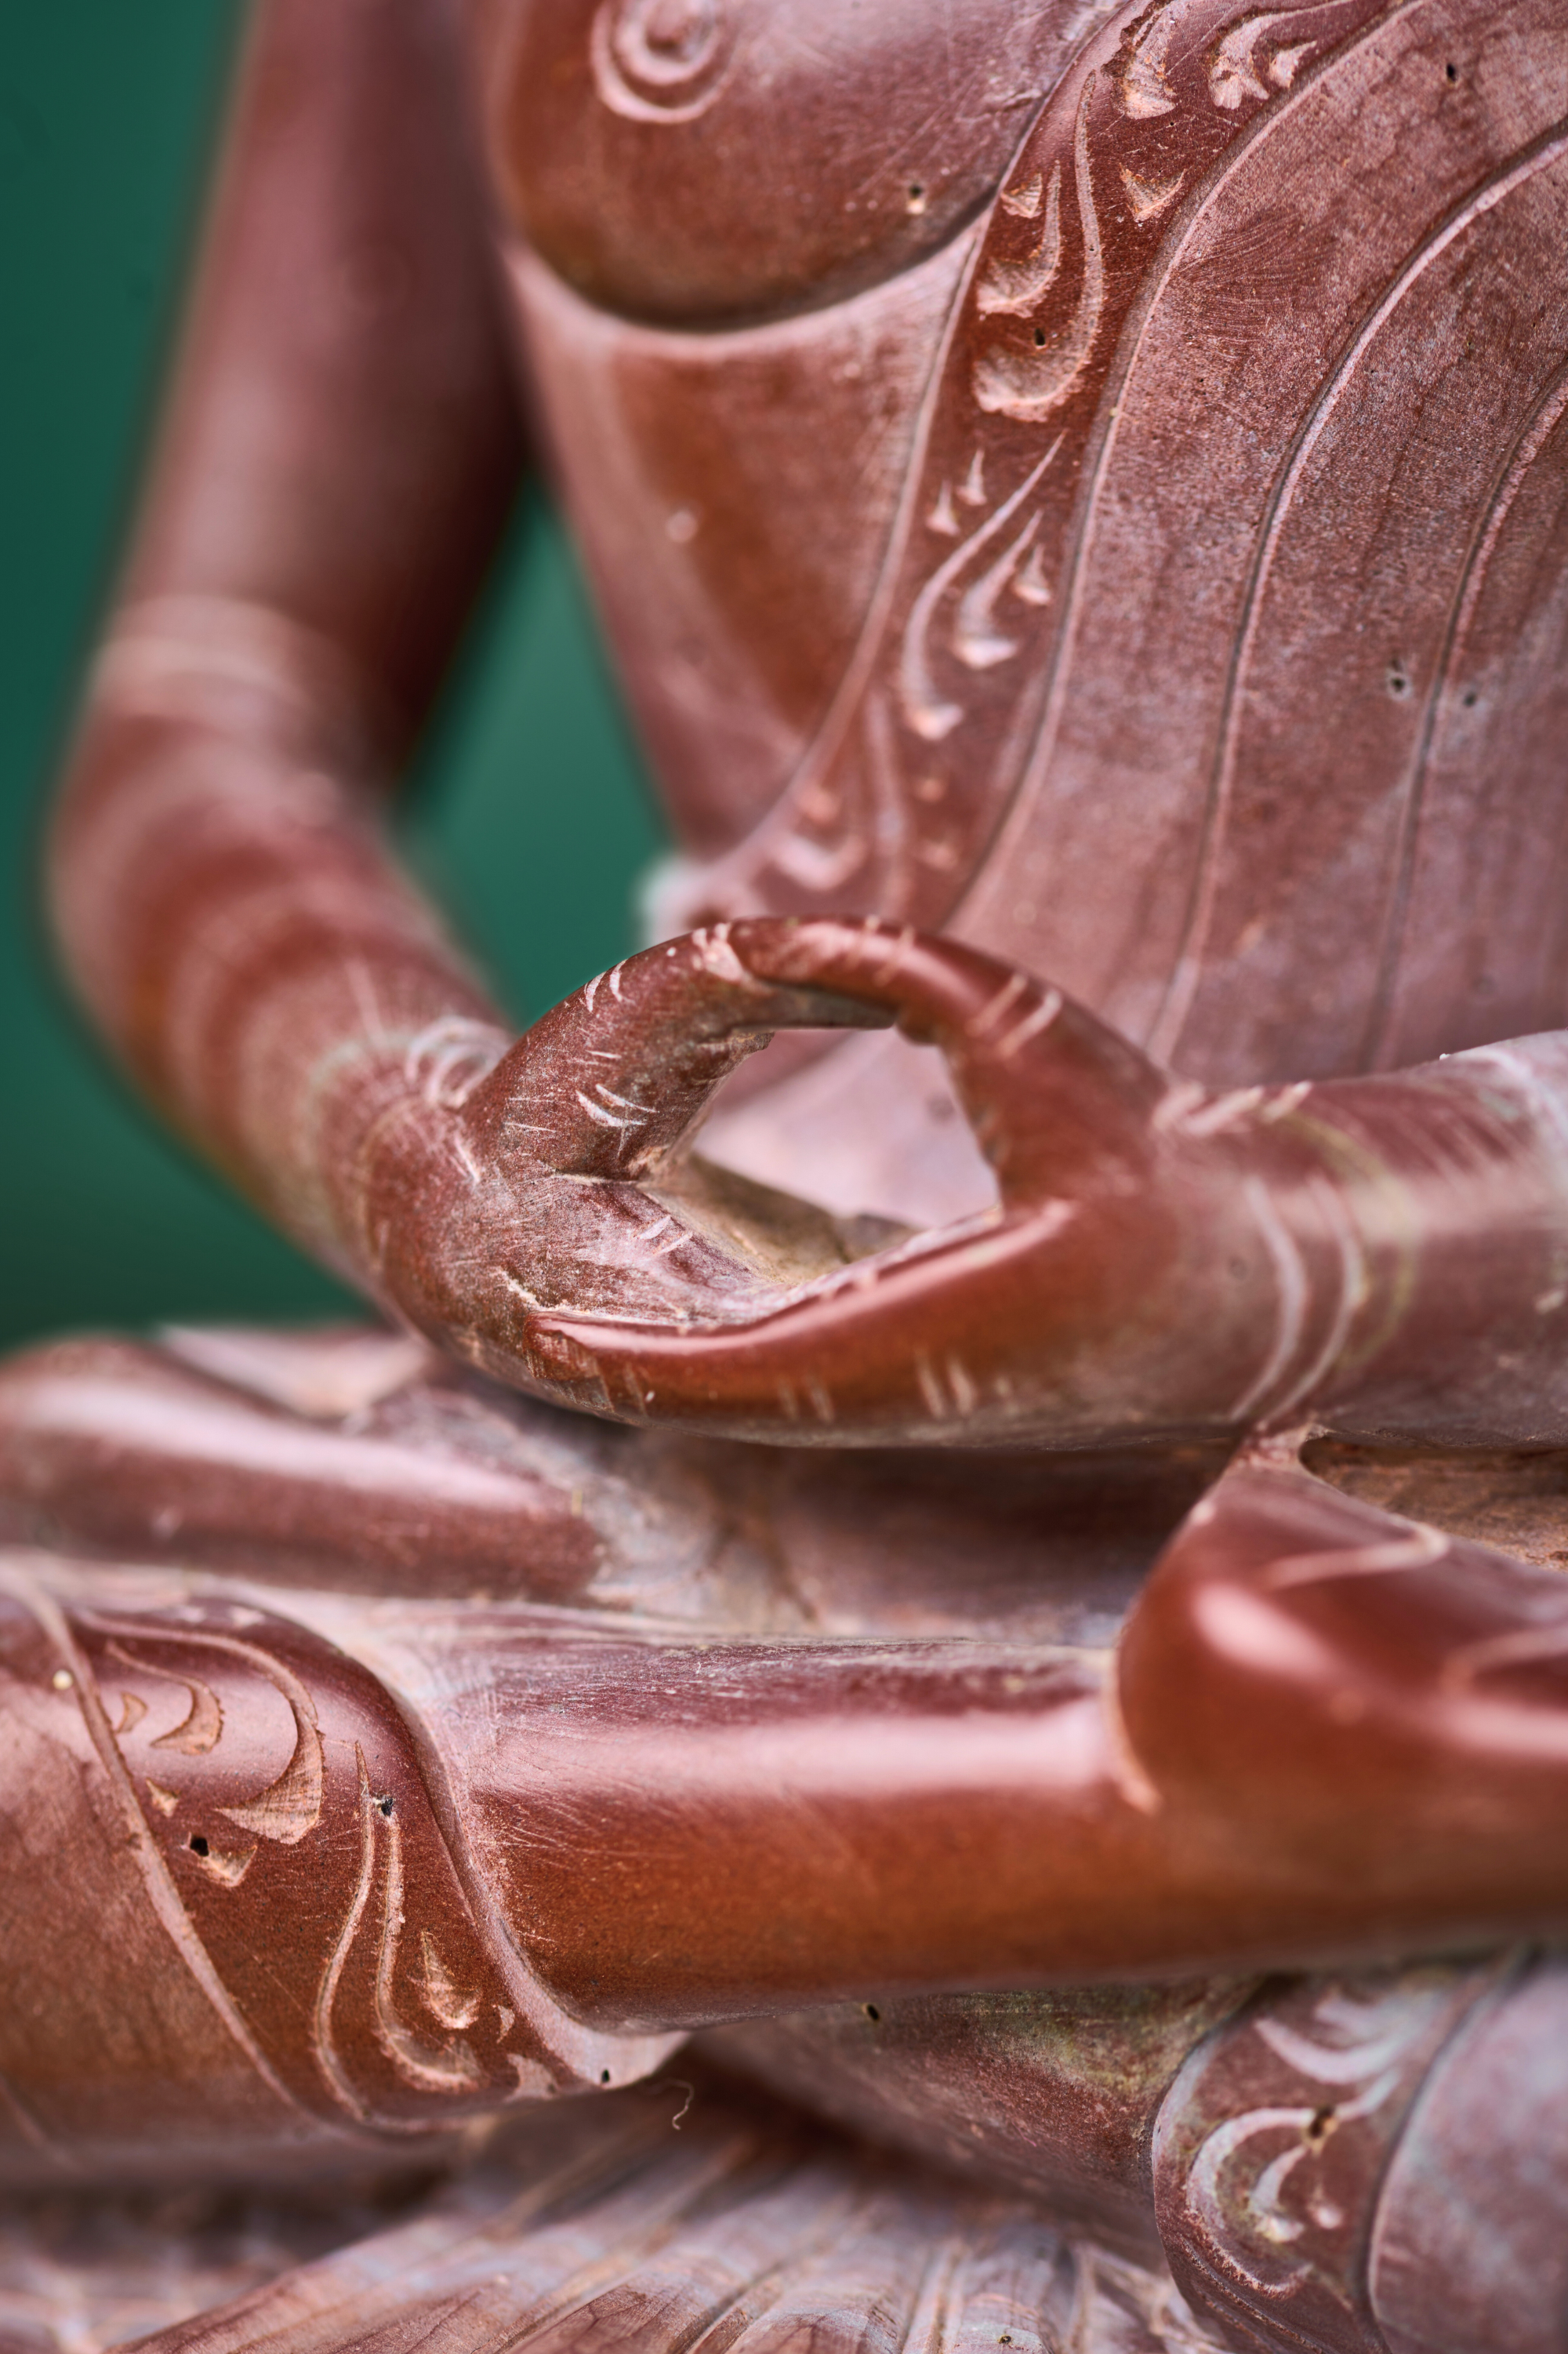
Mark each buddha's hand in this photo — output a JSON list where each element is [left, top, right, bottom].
[[357, 918, 1566, 1447]]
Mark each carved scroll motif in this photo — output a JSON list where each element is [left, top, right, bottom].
[[47, 1597, 661, 2139], [664, 0, 1392, 940], [1151, 1963, 1505, 2351], [590, 0, 737, 125]]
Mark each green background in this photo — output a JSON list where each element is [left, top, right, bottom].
[[0, 5, 664, 1353]]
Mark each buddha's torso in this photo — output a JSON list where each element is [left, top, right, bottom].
[[465, 0, 1568, 1192]]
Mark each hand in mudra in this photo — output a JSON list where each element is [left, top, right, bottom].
[[353, 917, 1392, 1446]]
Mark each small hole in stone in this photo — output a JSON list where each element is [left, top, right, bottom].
[[1445, 60, 1459, 83], [189, 1835, 209, 1857], [1304, 2105, 1337, 2147], [906, 181, 927, 216], [862, 2003, 881, 2022], [601, 2069, 612, 2084], [1033, 327, 1047, 347], [1461, 686, 1480, 708], [1387, 660, 1411, 699], [376, 1794, 394, 1818]]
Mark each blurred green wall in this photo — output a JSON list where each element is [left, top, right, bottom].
[[0, 5, 665, 1352]]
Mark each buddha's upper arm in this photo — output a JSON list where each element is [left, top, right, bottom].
[[119, 0, 525, 754]]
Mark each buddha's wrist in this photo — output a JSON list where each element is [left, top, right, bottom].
[[1243, 1043, 1568, 1440], [299, 1011, 510, 1296]]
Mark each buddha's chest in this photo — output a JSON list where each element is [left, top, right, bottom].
[[468, 0, 1068, 327], [467, 0, 1568, 1099]]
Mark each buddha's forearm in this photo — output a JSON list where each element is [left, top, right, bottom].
[[51, 674, 507, 1281]]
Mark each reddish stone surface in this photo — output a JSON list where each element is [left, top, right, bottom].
[[7, 1, 1568, 2345]]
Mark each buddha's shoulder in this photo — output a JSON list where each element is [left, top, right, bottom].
[[468, 0, 1109, 327]]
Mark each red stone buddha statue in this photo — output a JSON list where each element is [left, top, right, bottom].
[[2, 5, 1567, 2349]]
